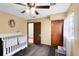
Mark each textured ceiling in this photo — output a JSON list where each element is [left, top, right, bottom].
[[0, 3, 71, 20]]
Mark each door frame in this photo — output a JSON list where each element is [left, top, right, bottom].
[[27, 22, 41, 44], [51, 20, 64, 46]]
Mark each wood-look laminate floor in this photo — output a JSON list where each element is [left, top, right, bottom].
[[13, 43, 55, 56]]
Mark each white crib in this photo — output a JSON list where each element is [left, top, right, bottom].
[[0, 33, 27, 56]]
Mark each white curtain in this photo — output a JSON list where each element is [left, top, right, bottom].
[[63, 12, 75, 56]]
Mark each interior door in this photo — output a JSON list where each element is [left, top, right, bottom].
[[51, 20, 63, 46], [34, 22, 41, 44]]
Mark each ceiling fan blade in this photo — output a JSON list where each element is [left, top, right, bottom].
[[50, 3, 56, 5], [15, 3, 26, 6], [35, 10, 39, 15], [36, 6, 50, 9], [21, 10, 25, 13]]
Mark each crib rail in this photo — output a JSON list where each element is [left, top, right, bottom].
[[1, 35, 27, 56]]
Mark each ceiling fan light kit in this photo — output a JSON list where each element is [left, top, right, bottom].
[[26, 8, 30, 13]]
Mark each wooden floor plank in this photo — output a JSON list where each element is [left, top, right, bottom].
[[13, 43, 55, 56]]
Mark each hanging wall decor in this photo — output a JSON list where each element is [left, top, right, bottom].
[[8, 19, 15, 28]]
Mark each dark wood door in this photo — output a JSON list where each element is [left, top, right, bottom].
[[34, 22, 41, 44], [51, 20, 63, 46]]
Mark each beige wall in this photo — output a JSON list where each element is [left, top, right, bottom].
[[0, 11, 27, 35], [0, 7, 67, 46], [27, 18, 51, 45], [41, 19, 51, 45], [67, 4, 79, 56], [27, 12, 67, 45], [50, 12, 67, 20]]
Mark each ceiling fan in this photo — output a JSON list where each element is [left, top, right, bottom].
[[15, 3, 56, 15]]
